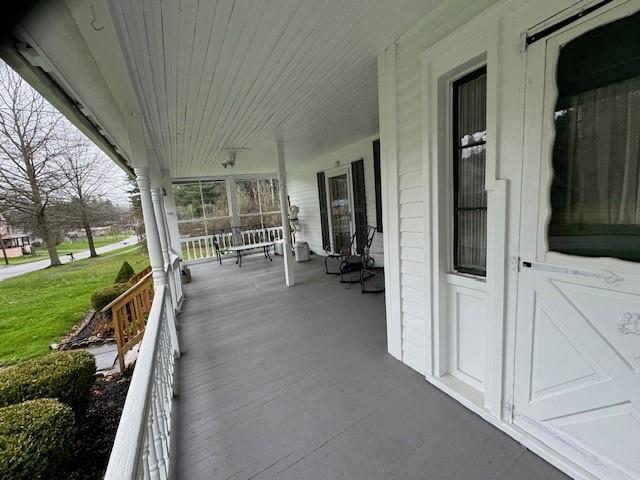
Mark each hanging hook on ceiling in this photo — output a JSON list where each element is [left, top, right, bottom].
[[90, 5, 104, 31]]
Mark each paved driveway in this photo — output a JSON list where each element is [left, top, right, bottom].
[[0, 236, 139, 282]]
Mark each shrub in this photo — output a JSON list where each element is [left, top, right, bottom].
[[0, 351, 96, 413], [0, 398, 75, 480], [91, 282, 129, 311], [114, 260, 135, 284]]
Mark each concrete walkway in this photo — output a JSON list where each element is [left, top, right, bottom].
[[0, 236, 139, 282], [85, 343, 119, 372]]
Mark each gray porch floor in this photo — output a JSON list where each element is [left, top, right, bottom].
[[173, 255, 571, 480]]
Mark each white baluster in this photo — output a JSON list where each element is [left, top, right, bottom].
[[150, 386, 168, 480], [153, 380, 170, 472], [142, 433, 151, 480], [147, 408, 161, 480]]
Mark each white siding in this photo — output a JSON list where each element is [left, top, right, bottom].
[[287, 136, 384, 264], [393, 0, 498, 373]]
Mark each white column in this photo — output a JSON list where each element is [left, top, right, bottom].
[[161, 174, 182, 256], [151, 187, 181, 320], [277, 140, 295, 286], [151, 188, 171, 266], [137, 168, 166, 286], [227, 176, 241, 243], [137, 167, 180, 357]]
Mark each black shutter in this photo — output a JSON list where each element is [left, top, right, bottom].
[[351, 159, 367, 254], [317, 172, 330, 250], [373, 139, 383, 233]]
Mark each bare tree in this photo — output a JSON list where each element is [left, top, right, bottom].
[[59, 143, 121, 257], [0, 62, 69, 266]]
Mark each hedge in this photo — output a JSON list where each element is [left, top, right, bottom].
[[91, 282, 129, 311], [0, 351, 96, 413], [114, 261, 135, 284], [0, 398, 75, 480]]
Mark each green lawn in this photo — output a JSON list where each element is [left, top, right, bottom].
[[1, 234, 131, 266], [57, 234, 129, 252], [0, 246, 149, 365]]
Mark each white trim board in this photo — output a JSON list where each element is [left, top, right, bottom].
[[378, 43, 402, 361]]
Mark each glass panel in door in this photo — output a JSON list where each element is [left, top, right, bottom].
[[328, 174, 351, 253]]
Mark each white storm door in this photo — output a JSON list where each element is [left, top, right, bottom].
[[513, 3, 640, 480]]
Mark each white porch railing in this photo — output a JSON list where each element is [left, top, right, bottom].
[[104, 282, 178, 480], [180, 225, 284, 262]]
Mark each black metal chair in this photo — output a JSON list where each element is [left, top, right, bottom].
[[360, 264, 385, 294], [339, 226, 376, 284], [324, 236, 354, 275]]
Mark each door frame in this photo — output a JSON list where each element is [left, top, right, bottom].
[[419, 11, 509, 414], [324, 165, 355, 255]]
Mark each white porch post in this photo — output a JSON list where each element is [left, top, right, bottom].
[[136, 166, 181, 358], [151, 186, 181, 322], [227, 176, 241, 243], [277, 140, 295, 286], [161, 173, 182, 256], [151, 188, 171, 267]]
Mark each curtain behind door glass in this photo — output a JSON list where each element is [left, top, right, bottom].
[[549, 11, 640, 261]]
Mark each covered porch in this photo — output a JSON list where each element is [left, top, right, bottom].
[[172, 256, 568, 480], [6, 1, 638, 478]]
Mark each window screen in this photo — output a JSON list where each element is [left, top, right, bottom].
[[173, 181, 231, 237], [549, 11, 640, 262], [235, 179, 282, 229], [453, 67, 487, 276]]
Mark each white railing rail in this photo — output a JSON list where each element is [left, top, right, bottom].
[[181, 225, 284, 262], [104, 284, 177, 480]]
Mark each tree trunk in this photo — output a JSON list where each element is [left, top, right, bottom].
[[84, 221, 97, 257], [39, 214, 61, 266], [0, 231, 8, 265]]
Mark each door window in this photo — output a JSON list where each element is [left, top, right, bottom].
[[452, 67, 487, 276], [548, 12, 640, 262], [328, 174, 351, 253]]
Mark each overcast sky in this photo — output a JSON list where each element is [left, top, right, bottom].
[[0, 59, 132, 207], [91, 147, 132, 207]]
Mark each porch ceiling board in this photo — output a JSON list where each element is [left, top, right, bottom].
[[108, 0, 445, 177]]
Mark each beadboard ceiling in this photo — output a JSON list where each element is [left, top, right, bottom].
[[105, 0, 444, 177]]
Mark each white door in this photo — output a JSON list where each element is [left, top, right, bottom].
[[514, 3, 640, 480]]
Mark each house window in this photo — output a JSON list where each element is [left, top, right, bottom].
[[452, 67, 487, 276], [548, 12, 640, 262]]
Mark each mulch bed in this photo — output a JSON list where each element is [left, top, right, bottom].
[[62, 372, 131, 480], [58, 310, 114, 350]]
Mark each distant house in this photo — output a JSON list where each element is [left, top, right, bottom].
[[0, 216, 32, 258]]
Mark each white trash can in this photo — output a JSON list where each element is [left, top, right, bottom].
[[274, 239, 285, 256], [294, 241, 310, 262]]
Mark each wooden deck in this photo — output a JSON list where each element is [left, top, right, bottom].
[[173, 255, 571, 480]]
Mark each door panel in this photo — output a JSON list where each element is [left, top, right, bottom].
[[514, 3, 640, 479]]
